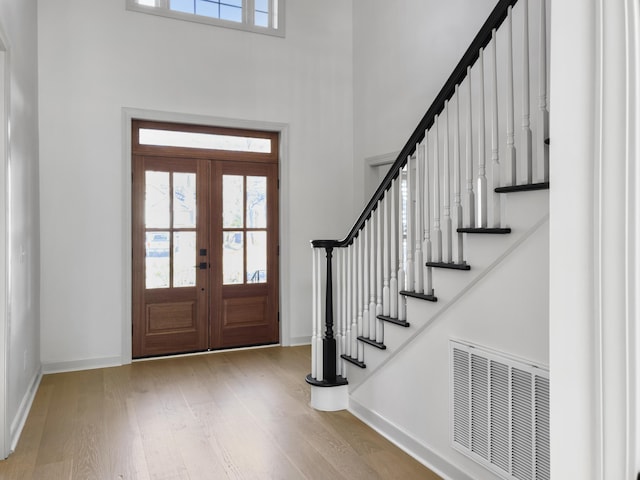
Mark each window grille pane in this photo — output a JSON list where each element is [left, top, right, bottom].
[[139, 128, 272, 153], [196, 0, 218, 18], [173, 172, 197, 229], [173, 232, 196, 287], [246, 176, 267, 228], [223, 175, 244, 228], [145, 171, 170, 228], [146, 232, 170, 289], [246, 231, 267, 283], [255, 11, 268, 27], [220, 4, 242, 22], [170, 0, 194, 14], [223, 232, 244, 284]]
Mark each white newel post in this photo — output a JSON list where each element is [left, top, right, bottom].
[[466, 67, 476, 227], [491, 28, 502, 228], [506, 6, 517, 187], [477, 47, 488, 228], [454, 86, 464, 263]]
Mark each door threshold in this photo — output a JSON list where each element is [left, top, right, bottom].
[[132, 343, 282, 363]]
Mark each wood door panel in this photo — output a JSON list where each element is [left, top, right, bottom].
[[146, 302, 197, 333], [222, 296, 267, 327]]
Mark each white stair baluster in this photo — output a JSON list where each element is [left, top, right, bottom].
[[345, 246, 352, 360], [415, 143, 424, 293], [369, 217, 376, 339], [538, 0, 549, 182], [443, 101, 453, 262], [433, 115, 443, 262], [362, 224, 370, 340], [357, 233, 364, 362], [383, 192, 390, 317], [477, 47, 488, 228], [491, 29, 501, 228], [466, 67, 476, 227], [315, 248, 323, 381], [506, 7, 517, 186], [340, 248, 347, 376], [522, 0, 533, 184], [351, 238, 358, 359], [405, 155, 414, 292], [398, 172, 407, 321], [375, 205, 383, 343], [454, 85, 464, 263], [311, 247, 317, 379], [390, 180, 398, 318], [424, 129, 433, 294]]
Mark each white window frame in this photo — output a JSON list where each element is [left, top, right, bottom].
[[126, 0, 285, 37]]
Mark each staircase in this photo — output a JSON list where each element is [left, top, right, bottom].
[[307, 1, 549, 479]]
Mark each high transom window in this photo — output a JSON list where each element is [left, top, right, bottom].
[[126, 0, 283, 37]]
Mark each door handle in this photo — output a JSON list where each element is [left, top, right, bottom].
[[196, 262, 209, 270]]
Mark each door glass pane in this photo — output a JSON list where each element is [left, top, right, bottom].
[[246, 176, 267, 228], [173, 172, 196, 228], [145, 171, 170, 228], [246, 231, 267, 283], [146, 231, 170, 289], [223, 231, 244, 284], [223, 175, 244, 228], [174, 232, 196, 287]]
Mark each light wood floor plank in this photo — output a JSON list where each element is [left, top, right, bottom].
[[0, 346, 441, 479]]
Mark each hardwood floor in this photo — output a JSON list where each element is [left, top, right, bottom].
[[0, 346, 441, 479]]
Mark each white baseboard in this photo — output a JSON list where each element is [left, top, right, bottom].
[[348, 397, 475, 480], [42, 355, 122, 374], [287, 336, 311, 346], [9, 367, 42, 453]]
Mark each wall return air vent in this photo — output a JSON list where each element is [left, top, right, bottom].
[[450, 340, 549, 480]]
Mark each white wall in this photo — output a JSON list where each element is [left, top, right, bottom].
[[349, 198, 549, 480], [352, 0, 497, 209], [38, 0, 355, 366], [0, 0, 41, 455]]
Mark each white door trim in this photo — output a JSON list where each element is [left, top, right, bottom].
[[121, 108, 290, 364]]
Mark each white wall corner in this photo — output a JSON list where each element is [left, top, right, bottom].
[[42, 356, 122, 375], [9, 366, 41, 454]]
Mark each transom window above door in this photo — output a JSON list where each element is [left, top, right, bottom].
[[126, 0, 284, 37]]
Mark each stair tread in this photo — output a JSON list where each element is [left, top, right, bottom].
[[340, 354, 366, 369], [400, 290, 438, 302], [426, 261, 471, 270], [377, 315, 411, 327], [495, 182, 549, 193], [357, 336, 387, 349], [457, 227, 511, 234]]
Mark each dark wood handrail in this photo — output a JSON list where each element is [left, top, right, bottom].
[[312, 0, 519, 249]]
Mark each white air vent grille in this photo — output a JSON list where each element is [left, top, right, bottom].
[[451, 340, 549, 480]]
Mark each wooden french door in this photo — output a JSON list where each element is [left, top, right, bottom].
[[132, 121, 279, 358]]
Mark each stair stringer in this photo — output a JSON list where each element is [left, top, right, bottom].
[[343, 190, 548, 381], [345, 213, 549, 480]]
